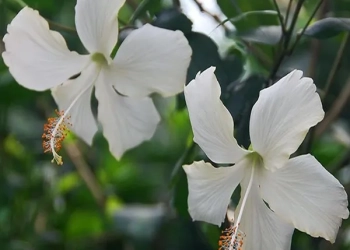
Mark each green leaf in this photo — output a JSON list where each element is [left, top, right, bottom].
[[226, 75, 265, 148], [152, 8, 192, 34], [25, 0, 65, 14], [0, 0, 6, 37], [217, 0, 278, 31], [65, 210, 104, 239], [220, 10, 279, 29], [312, 137, 347, 168], [56, 172, 81, 194], [129, 0, 161, 23], [185, 32, 242, 88], [173, 168, 189, 217], [235, 25, 282, 45], [303, 17, 350, 39], [201, 223, 221, 249], [185, 32, 222, 82], [105, 195, 124, 216]]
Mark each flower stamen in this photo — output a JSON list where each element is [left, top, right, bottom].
[[42, 109, 72, 165], [218, 224, 245, 250], [228, 166, 255, 250]]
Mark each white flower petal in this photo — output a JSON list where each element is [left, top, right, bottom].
[[51, 64, 99, 145], [75, 0, 125, 56], [2, 7, 89, 91], [183, 159, 246, 226], [184, 67, 248, 164], [95, 70, 161, 159], [109, 24, 192, 97], [249, 70, 325, 171], [259, 154, 349, 243], [236, 169, 294, 250]]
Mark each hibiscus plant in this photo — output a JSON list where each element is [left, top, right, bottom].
[[0, 0, 349, 250]]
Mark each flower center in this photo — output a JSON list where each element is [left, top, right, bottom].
[[91, 52, 108, 66]]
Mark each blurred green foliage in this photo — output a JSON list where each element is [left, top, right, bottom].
[[1, 0, 350, 249]]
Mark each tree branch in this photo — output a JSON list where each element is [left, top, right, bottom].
[[272, 0, 287, 35], [322, 33, 349, 99], [288, 0, 325, 56], [267, 0, 305, 84], [65, 142, 106, 209], [192, 0, 230, 33]]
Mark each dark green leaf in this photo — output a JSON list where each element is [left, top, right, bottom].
[[0, 0, 6, 37], [129, 0, 162, 23], [226, 75, 265, 148], [172, 168, 189, 217], [220, 10, 278, 30], [65, 210, 104, 239], [303, 17, 350, 39], [152, 8, 192, 34], [217, 0, 278, 31], [235, 25, 282, 45], [185, 32, 242, 87]]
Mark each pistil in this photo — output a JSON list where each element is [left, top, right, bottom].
[[229, 165, 255, 250], [42, 82, 93, 165]]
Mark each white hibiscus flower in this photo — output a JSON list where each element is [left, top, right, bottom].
[[2, 0, 192, 164], [183, 67, 349, 250]]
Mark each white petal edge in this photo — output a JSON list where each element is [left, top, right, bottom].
[[235, 168, 294, 250], [109, 24, 192, 97], [95, 69, 161, 159], [249, 70, 325, 171], [51, 64, 99, 145], [184, 67, 248, 164], [2, 7, 89, 91], [183, 159, 246, 226], [75, 0, 125, 57], [259, 154, 349, 243]]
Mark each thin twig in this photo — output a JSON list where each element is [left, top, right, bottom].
[[47, 20, 77, 34], [322, 33, 349, 99], [267, 0, 305, 84], [308, 40, 321, 77], [65, 142, 106, 208], [301, 0, 329, 154], [192, 0, 230, 33], [315, 77, 350, 137], [284, 0, 305, 50], [285, 0, 293, 26], [169, 141, 197, 188], [242, 41, 273, 67], [288, 0, 325, 55], [272, 0, 286, 35]]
